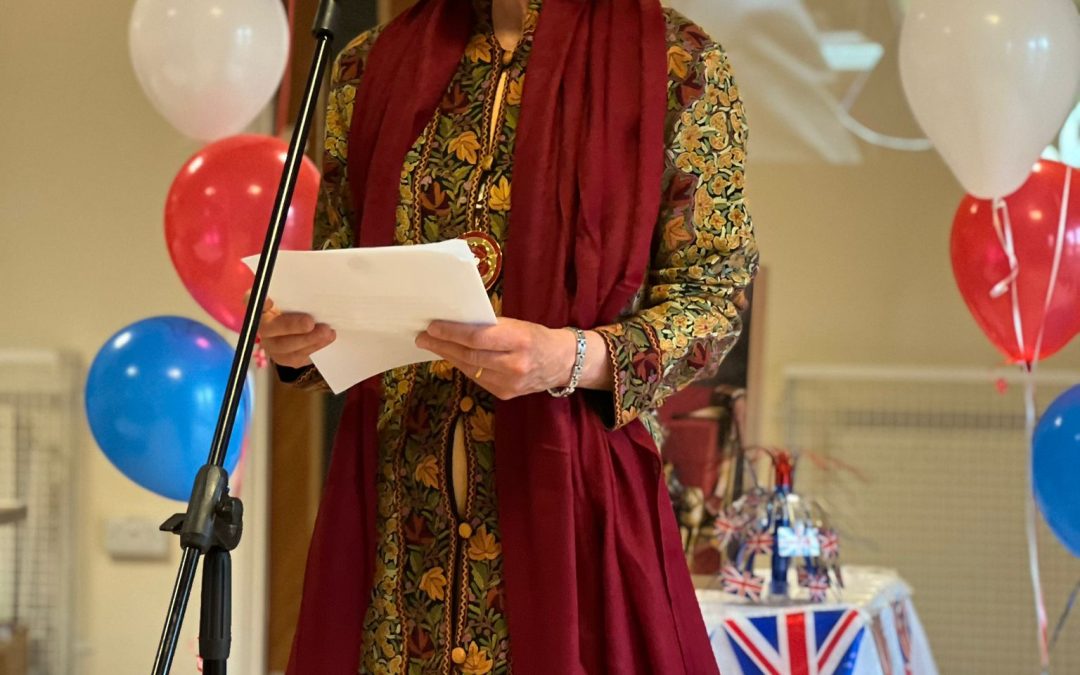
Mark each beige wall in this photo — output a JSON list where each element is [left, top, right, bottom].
[[750, 146, 1080, 442], [2, 1, 1078, 675]]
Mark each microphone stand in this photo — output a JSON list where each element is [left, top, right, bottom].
[[150, 2, 350, 672]]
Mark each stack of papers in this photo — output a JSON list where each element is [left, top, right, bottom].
[[244, 239, 497, 393]]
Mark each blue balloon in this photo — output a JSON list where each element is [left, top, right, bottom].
[[86, 316, 253, 501], [1034, 384, 1080, 557]]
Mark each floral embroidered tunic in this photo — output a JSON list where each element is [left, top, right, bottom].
[[283, 2, 757, 673]]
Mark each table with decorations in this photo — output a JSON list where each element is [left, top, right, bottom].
[[695, 566, 938, 675], [671, 450, 939, 675]]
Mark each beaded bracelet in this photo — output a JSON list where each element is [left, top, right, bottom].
[[548, 328, 587, 398]]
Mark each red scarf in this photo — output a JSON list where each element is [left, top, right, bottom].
[[287, 1, 718, 672]]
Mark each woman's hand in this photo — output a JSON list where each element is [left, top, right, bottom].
[[257, 297, 336, 369], [415, 318, 613, 399]]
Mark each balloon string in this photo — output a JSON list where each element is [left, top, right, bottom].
[[992, 182, 1063, 671], [1022, 368, 1051, 673], [989, 197, 1019, 299], [1023, 166, 1072, 672], [990, 198, 1026, 357], [1050, 579, 1080, 653], [1031, 167, 1072, 361], [1003, 167, 1072, 673]]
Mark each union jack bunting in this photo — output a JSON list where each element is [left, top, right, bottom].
[[715, 513, 746, 542], [796, 566, 831, 602], [819, 528, 840, 559], [721, 565, 765, 600], [807, 573, 831, 602], [744, 528, 774, 556], [724, 608, 865, 675], [870, 615, 893, 675], [893, 601, 914, 675]]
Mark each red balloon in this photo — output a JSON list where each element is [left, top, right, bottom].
[[165, 135, 320, 332], [951, 161, 1080, 363]]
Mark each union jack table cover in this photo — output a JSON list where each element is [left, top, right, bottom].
[[696, 566, 939, 675]]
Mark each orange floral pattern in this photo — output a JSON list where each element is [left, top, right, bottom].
[[461, 641, 495, 674], [467, 525, 501, 562], [419, 567, 448, 601], [594, 12, 757, 431]]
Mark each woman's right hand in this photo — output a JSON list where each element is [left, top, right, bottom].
[[258, 297, 337, 369]]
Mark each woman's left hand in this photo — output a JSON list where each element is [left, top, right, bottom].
[[416, 318, 579, 400]]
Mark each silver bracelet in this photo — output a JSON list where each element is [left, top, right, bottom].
[[547, 328, 587, 398]]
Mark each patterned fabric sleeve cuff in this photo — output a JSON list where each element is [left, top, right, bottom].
[[589, 325, 653, 430], [274, 363, 331, 392]]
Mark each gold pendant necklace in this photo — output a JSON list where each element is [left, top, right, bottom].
[[459, 39, 511, 292], [461, 230, 503, 290]]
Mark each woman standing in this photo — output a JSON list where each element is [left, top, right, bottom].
[[260, 0, 757, 671]]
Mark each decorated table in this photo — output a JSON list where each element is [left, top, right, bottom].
[[695, 566, 938, 675]]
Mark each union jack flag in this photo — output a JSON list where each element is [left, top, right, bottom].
[[744, 529, 774, 556], [721, 565, 765, 600], [796, 567, 831, 602], [778, 524, 821, 558], [819, 529, 840, 559], [724, 609, 865, 675], [807, 573, 831, 602]]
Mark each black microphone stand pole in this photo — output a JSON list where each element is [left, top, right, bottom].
[[151, 2, 349, 672]]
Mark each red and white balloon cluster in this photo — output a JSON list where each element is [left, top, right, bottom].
[[900, 3, 1080, 666], [900, 0, 1080, 365], [129, 0, 321, 332]]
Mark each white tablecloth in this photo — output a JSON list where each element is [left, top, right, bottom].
[[695, 566, 938, 675]]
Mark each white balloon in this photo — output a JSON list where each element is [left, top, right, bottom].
[[899, 0, 1080, 199], [129, 0, 290, 141], [1055, 102, 1080, 168]]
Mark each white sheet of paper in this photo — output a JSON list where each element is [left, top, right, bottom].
[[244, 239, 497, 394]]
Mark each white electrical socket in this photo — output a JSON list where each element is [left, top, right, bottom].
[[104, 517, 171, 560]]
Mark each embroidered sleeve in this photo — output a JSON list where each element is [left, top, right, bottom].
[[593, 40, 758, 429], [275, 31, 379, 391]]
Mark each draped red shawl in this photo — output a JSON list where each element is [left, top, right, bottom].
[[287, 0, 719, 672]]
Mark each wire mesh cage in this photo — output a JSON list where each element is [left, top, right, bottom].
[[0, 351, 78, 675], [782, 365, 1080, 675]]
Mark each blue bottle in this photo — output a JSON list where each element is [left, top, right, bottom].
[[770, 454, 795, 597]]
